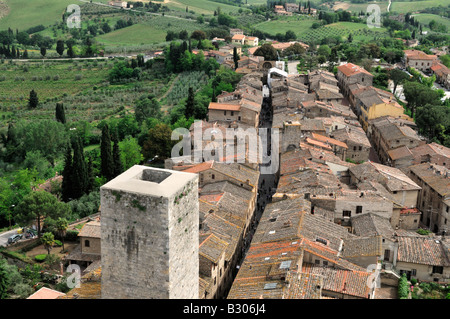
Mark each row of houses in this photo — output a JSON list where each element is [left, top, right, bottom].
[[228, 60, 450, 298]]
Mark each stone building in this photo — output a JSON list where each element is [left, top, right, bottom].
[[100, 166, 199, 299], [403, 49, 438, 72], [408, 163, 450, 234], [337, 63, 374, 98]]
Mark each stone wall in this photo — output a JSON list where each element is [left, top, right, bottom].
[[100, 166, 199, 299]]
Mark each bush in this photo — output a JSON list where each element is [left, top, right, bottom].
[[64, 230, 79, 242], [54, 240, 62, 247], [398, 274, 409, 299], [411, 278, 417, 286], [34, 254, 47, 262]]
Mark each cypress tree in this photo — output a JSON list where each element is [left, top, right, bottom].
[[86, 155, 95, 193], [112, 129, 123, 177], [233, 46, 239, 70], [55, 102, 66, 124], [71, 136, 88, 199], [100, 124, 114, 181], [185, 87, 195, 119], [56, 40, 65, 57], [61, 144, 73, 202], [28, 89, 38, 108]]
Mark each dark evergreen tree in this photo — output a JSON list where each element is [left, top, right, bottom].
[[61, 144, 73, 202], [67, 43, 74, 58], [233, 46, 239, 69], [112, 129, 123, 177], [56, 40, 65, 57], [40, 46, 46, 57], [23, 49, 28, 59], [55, 102, 66, 124], [100, 124, 114, 181], [86, 155, 95, 193], [71, 136, 88, 199], [28, 89, 38, 108], [185, 87, 195, 119]]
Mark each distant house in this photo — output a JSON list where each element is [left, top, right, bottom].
[[231, 34, 245, 46], [403, 50, 438, 72], [431, 62, 450, 89], [337, 63, 374, 98], [108, 1, 130, 8], [285, 3, 299, 12], [244, 36, 259, 47], [65, 220, 101, 271]]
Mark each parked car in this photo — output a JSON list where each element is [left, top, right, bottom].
[[7, 234, 22, 244]]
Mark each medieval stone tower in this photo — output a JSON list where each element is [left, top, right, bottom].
[[100, 165, 199, 299]]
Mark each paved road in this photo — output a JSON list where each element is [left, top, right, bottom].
[[0, 229, 19, 247]]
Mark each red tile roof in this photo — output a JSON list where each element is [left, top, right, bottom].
[[208, 102, 241, 111], [338, 63, 373, 77]]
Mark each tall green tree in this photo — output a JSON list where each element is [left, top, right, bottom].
[[112, 130, 123, 177], [61, 144, 73, 202], [185, 87, 195, 119], [403, 81, 441, 119], [100, 124, 114, 181], [28, 89, 38, 109], [56, 40, 65, 57], [233, 46, 239, 70], [55, 102, 66, 124], [15, 191, 70, 238], [71, 136, 88, 199]]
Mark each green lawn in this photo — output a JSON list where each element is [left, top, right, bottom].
[[253, 15, 317, 36], [390, 0, 449, 14], [163, 0, 242, 15], [96, 23, 167, 46], [412, 13, 450, 30], [0, 0, 75, 30]]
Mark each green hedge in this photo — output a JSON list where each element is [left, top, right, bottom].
[[34, 254, 47, 262]]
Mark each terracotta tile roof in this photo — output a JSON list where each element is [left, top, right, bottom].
[[283, 271, 323, 299], [330, 126, 371, 148], [183, 161, 214, 173], [311, 133, 348, 149], [397, 236, 450, 266], [341, 236, 383, 258], [28, 287, 66, 299], [301, 263, 372, 298], [78, 220, 101, 239], [338, 63, 373, 77], [199, 233, 229, 264], [388, 145, 413, 160], [409, 163, 450, 197], [404, 49, 437, 61], [232, 34, 245, 40], [350, 161, 421, 192], [351, 213, 395, 240], [208, 102, 241, 111]]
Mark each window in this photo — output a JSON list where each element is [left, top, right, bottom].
[[85, 240, 90, 247], [356, 206, 363, 214], [224, 111, 227, 116], [323, 261, 328, 266], [211, 174, 215, 180], [315, 259, 320, 265], [411, 269, 416, 276], [432, 266, 443, 274], [343, 210, 351, 217], [238, 116, 241, 121], [359, 146, 362, 151], [231, 111, 234, 116]]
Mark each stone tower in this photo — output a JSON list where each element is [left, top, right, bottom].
[[100, 165, 199, 299]]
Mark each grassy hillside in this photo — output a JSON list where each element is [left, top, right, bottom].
[[390, 0, 448, 13], [96, 23, 167, 46], [412, 13, 450, 31], [0, 0, 75, 30], [253, 15, 316, 35]]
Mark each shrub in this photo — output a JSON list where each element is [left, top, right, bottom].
[[410, 278, 417, 286], [64, 230, 79, 242], [398, 274, 409, 299], [35, 254, 47, 262], [54, 240, 62, 247]]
